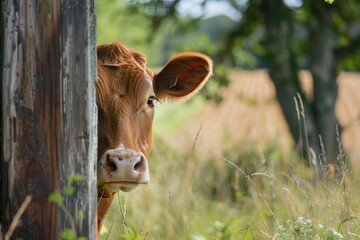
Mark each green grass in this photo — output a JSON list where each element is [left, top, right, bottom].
[[100, 136, 360, 240], [153, 97, 205, 136]]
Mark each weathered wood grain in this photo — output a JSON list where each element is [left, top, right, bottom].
[[1, 1, 97, 239]]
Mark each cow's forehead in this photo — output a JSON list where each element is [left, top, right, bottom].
[[144, 69, 152, 84], [120, 65, 153, 97], [96, 43, 158, 112]]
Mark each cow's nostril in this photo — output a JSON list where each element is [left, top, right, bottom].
[[134, 162, 140, 171], [118, 157, 123, 161], [134, 156, 146, 172], [105, 156, 117, 172]]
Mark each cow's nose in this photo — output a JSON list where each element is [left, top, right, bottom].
[[105, 154, 147, 176], [100, 148, 150, 184]]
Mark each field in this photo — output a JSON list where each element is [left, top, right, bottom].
[[100, 71, 360, 239]]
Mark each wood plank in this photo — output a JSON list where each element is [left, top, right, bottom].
[[1, 1, 97, 239]]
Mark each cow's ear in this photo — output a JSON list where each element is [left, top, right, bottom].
[[154, 53, 212, 101]]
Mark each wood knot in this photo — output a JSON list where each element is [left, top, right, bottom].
[[27, 161, 48, 203]]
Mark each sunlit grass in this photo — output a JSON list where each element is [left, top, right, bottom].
[[100, 74, 360, 239], [100, 134, 360, 239], [153, 97, 205, 136]]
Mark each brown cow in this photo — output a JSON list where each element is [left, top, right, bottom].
[[96, 42, 212, 235]]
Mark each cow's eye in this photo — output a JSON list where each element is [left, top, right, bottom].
[[147, 96, 157, 107]]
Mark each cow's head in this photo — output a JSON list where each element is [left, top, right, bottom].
[[95, 42, 211, 227]]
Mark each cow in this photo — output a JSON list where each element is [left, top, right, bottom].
[[95, 42, 212, 235]]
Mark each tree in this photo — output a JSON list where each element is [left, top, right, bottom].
[[125, 0, 360, 177], [237, 0, 360, 176]]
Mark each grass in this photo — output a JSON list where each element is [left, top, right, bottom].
[[153, 97, 205, 135], [100, 134, 360, 239], [99, 89, 360, 239]]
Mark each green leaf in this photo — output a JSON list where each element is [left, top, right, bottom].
[[48, 192, 63, 204], [61, 228, 75, 240], [64, 186, 76, 196], [77, 237, 87, 240], [100, 224, 109, 235], [76, 211, 85, 221], [67, 174, 84, 184]]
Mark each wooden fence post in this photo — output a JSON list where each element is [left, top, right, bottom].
[[1, 1, 97, 239]]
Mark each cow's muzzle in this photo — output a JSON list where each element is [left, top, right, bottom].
[[98, 146, 150, 192]]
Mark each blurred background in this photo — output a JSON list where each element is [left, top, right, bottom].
[[97, 0, 360, 239]]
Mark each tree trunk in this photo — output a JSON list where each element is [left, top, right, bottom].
[[1, 1, 97, 239], [260, 0, 342, 178], [261, 0, 323, 177], [308, 2, 341, 166]]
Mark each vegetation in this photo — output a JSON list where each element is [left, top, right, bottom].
[[48, 174, 86, 240], [100, 136, 359, 239], [123, 0, 360, 175], [96, 1, 360, 239]]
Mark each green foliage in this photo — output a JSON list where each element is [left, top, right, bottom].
[[76, 211, 85, 221], [63, 186, 76, 196], [105, 0, 360, 168], [67, 174, 84, 184], [48, 191, 63, 205], [61, 230, 87, 240], [96, 0, 163, 66], [96, 1, 360, 239], [275, 217, 344, 239], [120, 227, 142, 240], [61, 229, 76, 240], [324, 0, 335, 4], [293, 217, 317, 238], [100, 136, 360, 239], [48, 174, 85, 239]]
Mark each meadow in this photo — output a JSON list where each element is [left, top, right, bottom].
[[100, 136, 360, 239], [94, 1, 360, 238], [99, 71, 360, 240]]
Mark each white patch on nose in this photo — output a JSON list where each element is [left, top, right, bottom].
[[118, 143, 126, 150]]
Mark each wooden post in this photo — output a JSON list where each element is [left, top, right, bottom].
[[1, 1, 97, 239]]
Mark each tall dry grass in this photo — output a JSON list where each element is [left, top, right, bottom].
[[100, 133, 360, 239]]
